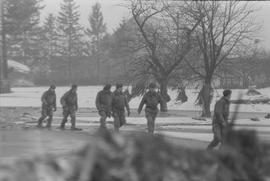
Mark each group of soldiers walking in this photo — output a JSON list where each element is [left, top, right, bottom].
[[37, 82, 163, 134], [37, 84, 81, 130], [37, 82, 232, 149]]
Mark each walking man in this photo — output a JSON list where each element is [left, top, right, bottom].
[[112, 84, 130, 132], [138, 83, 163, 134], [60, 84, 81, 130], [37, 85, 57, 129], [95, 84, 113, 130], [207, 89, 232, 150]]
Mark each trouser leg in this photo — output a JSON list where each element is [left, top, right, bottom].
[[113, 113, 120, 132], [37, 107, 47, 127], [146, 112, 155, 134], [70, 110, 76, 129], [46, 108, 53, 128], [119, 112, 126, 127], [37, 116, 46, 127], [207, 124, 223, 150], [99, 111, 107, 130], [46, 115, 53, 128], [207, 137, 220, 150], [60, 108, 69, 129]]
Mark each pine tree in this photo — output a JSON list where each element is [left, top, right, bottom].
[[86, 2, 107, 83], [57, 0, 83, 80], [1, 0, 43, 84], [4, 0, 42, 37], [42, 14, 59, 57]]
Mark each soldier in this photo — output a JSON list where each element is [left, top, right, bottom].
[[95, 84, 113, 130], [37, 85, 57, 129], [59, 84, 81, 131], [112, 84, 130, 132], [207, 89, 232, 150], [138, 83, 163, 134]]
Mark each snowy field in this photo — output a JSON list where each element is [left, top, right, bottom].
[[1, 86, 270, 113]]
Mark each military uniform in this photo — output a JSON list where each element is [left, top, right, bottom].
[[138, 91, 162, 134], [207, 96, 230, 150], [95, 89, 113, 130], [60, 90, 78, 129], [37, 89, 56, 128], [112, 90, 130, 132]]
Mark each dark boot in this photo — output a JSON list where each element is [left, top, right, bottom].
[[37, 116, 45, 128], [60, 116, 68, 130], [70, 114, 81, 131], [59, 122, 66, 130]]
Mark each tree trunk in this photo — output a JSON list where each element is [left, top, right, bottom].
[[201, 80, 212, 117], [96, 58, 100, 84], [159, 78, 169, 112], [0, 2, 10, 93]]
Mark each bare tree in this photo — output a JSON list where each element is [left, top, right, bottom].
[[184, 1, 258, 117], [125, 0, 201, 112]]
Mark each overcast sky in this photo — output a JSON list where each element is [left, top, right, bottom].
[[41, 0, 270, 50]]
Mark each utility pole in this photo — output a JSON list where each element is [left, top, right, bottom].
[[0, 0, 10, 93]]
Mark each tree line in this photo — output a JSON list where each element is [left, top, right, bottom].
[[2, 0, 107, 83]]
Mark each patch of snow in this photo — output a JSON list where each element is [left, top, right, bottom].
[[158, 131, 212, 142], [8, 60, 30, 73]]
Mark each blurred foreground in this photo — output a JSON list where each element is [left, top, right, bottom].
[[0, 129, 269, 181]]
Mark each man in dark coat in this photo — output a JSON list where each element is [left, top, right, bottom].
[[60, 85, 81, 131], [37, 85, 57, 129], [207, 89, 232, 150], [138, 83, 163, 134], [95, 84, 113, 130], [112, 84, 130, 132]]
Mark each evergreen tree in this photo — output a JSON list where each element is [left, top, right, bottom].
[[86, 2, 106, 53], [57, 0, 84, 80], [42, 14, 59, 57], [85, 2, 107, 82], [4, 0, 42, 37], [1, 0, 43, 79]]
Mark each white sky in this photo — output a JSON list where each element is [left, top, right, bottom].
[[41, 0, 270, 50]]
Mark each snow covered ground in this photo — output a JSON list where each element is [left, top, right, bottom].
[[21, 115, 270, 142], [1, 86, 270, 113]]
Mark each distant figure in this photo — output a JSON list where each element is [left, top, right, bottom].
[[138, 83, 162, 134], [176, 85, 188, 103], [60, 85, 81, 131], [112, 84, 130, 132], [123, 88, 132, 103], [37, 85, 57, 129], [95, 84, 113, 130], [207, 89, 232, 150]]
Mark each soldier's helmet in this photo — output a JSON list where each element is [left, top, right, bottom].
[[149, 83, 157, 89], [50, 85, 56, 89], [223, 89, 232, 97], [104, 84, 111, 90], [116, 83, 123, 89], [71, 84, 78, 89]]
